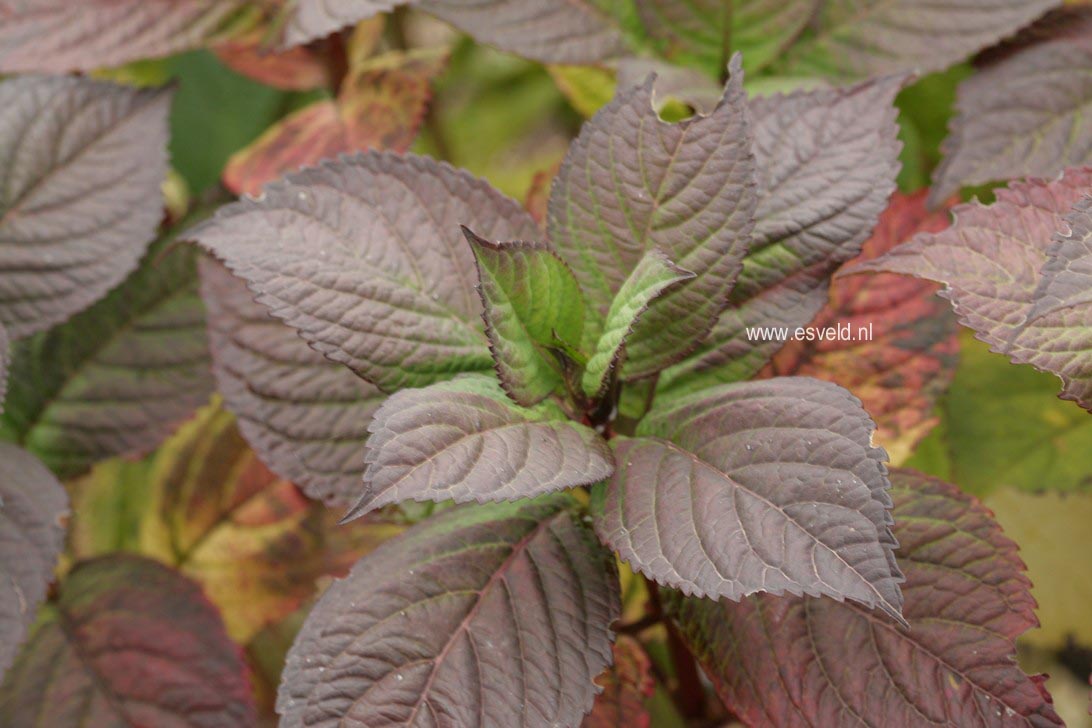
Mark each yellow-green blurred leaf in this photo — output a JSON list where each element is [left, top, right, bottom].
[[548, 64, 616, 118]]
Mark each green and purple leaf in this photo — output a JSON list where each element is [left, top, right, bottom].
[[277, 496, 621, 728], [549, 54, 758, 381], [595, 377, 903, 620], [199, 258, 386, 507], [931, 8, 1092, 204], [582, 248, 694, 399], [465, 229, 586, 406], [0, 0, 243, 72], [781, 0, 1057, 80], [668, 470, 1063, 728], [0, 75, 171, 339], [854, 167, 1092, 410], [0, 554, 258, 727], [662, 75, 905, 394], [0, 234, 212, 479], [0, 443, 67, 680], [764, 191, 960, 464], [187, 152, 540, 393], [344, 375, 613, 519]]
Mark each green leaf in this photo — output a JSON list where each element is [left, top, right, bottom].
[[465, 228, 586, 406], [582, 248, 693, 398], [344, 375, 614, 519], [0, 228, 213, 478]]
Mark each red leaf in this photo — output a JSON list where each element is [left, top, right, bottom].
[[0, 554, 258, 727], [583, 635, 656, 728], [764, 191, 960, 462], [214, 29, 331, 91]]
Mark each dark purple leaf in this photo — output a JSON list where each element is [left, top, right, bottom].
[[0, 75, 171, 339], [549, 54, 758, 381], [278, 496, 621, 728], [855, 167, 1092, 410], [0, 443, 67, 680], [0, 1, 242, 73], [199, 258, 385, 507], [932, 8, 1092, 204], [661, 75, 905, 394], [668, 470, 1064, 728], [0, 554, 258, 727], [596, 377, 903, 620], [344, 375, 614, 520], [186, 152, 540, 393]]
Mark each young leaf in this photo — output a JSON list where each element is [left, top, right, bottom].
[[667, 470, 1064, 728], [0, 443, 67, 680], [931, 8, 1092, 204], [781, 0, 1057, 80], [596, 377, 903, 621], [661, 74, 905, 394], [764, 192, 960, 465], [853, 167, 1092, 410], [213, 27, 332, 91], [0, 554, 258, 727], [584, 636, 656, 728], [0, 237, 213, 479], [345, 375, 614, 519], [549, 55, 758, 380], [277, 496, 621, 728], [0, 1, 243, 73], [200, 258, 386, 506], [223, 48, 448, 196], [466, 229, 586, 406], [187, 151, 541, 392], [635, 0, 819, 75], [0, 75, 171, 338], [582, 248, 694, 399]]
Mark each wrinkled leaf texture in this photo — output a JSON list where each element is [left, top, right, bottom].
[[0, 442, 67, 680], [278, 495, 620, 728], [0, 75, 171, 339], [668, 470, 1064, 728], [0, 554, 257, 727]]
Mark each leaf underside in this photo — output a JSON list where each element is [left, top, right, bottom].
[[0, 554, 258, 727], [0, 75, 171, 339], [597, 377, 903, 620], [668, 470, 1063, 728], [346, 375, 614, 519], [278, 496, 621, 728], [549, 54, 758, 381], [187, 151, 541, 393], [0, 443, 67, 681], [662, 74, 905, 393], [856, 167, 1092, 410], [0, 238, 213, 479], [931, 8, 1092, 205]]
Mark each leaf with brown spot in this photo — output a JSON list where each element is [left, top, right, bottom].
[[224, 48, 447, 196], [763, 192, 960, 465]]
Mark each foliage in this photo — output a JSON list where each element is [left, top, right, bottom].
[[0, 1, 1089, 727]]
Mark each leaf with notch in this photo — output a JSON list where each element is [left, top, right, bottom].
[[634, 0, 819, 75], [0, 554, 258, 727], [667, 470, 1064, 728], [0, 0, 245, 73], [200, 258, 386, 507], [344, 375, 614, 520], [780, 0, 1057, 80], [660, 74, 905, 395], [549, 54, 757, 381], [0, 75, 171, 339], [584, 635, 656, 728], [854, 167, 1092, 410], [0, 233, 213, 479], [595, 377, 903, 621], [583, 248, 694, 399], [277, 495, 621, 728], [0, 443, 67, 681], [931, 8, 1092, 205], [465, 228, 586, 406], [187, 151, 541, 393]]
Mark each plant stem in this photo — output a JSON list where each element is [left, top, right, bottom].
[[321, 31, 350, 93], [645, 579, 707, 720]]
